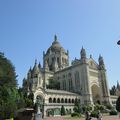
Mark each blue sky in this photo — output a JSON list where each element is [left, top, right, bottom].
[[0, 0, 120, 88]]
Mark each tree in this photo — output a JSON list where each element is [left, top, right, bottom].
[[0, 52, 18, 119], [73, 99, 81, 113], [0, 52, 17, 87], [110, 85, 116, 95], [25, 92, 34, 107], [46, 78, 60, 90], [61, 105, 66, 115], [116, 96, 120, 112]]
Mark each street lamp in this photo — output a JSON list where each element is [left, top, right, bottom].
[[117, 40, 120, 45]]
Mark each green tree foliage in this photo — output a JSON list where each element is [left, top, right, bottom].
[[82, 105, 92, 113], [0, 52, 17, 87], [61, 105, 66, 115], [17, 87, 26, 109], [110, 85, 116, 95], [46, 78, 60, 90], [25, 92, 34, 108], [73, 99, 81, 113], [116, 96, 120, 112], [0, 52, 18, 119]]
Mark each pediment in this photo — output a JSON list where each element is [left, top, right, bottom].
[[88, 58, 99, 69]]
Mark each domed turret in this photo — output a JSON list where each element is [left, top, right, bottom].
[[32, 59, 40, 77], [43, 35, 69, 72], [80, 47, 87, 63], [46, 35, 65, 54], [27, 67, 32, 79], [81, 47, 86, 59], [98, 55, 105, 70]]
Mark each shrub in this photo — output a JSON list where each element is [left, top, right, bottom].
[[116, 96, 120, 112], [71, 112, 81, 117], [82, 105, 93, 112], [109, 110, 117, 115], [99, 105, 105, 111], [105, 104, 113, 110], [61, 105, 66, 115], [90, 111, 98, 118]]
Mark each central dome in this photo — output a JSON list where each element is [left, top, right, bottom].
[[46, 35, 65, 54]]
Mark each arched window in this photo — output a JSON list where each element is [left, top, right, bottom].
[[62, 75, 66, 90], [68, 99, 71, 103], [75, 98, 77, 103], [57, 57, 60, 64], [61, 98, 64, 103], [57, 98, 60, 103], [49, 98, 52, 103], [68, 73, 72, 90], [65, 98, 67, 103], [68, 78, 72, 90], [74, 71, 80, 89], [78, 99, 80, 103], [72, 99, 74, 103], [53, 98, 56, 103]]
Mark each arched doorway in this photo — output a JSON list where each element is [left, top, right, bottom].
[[91, 84, 100, 104]]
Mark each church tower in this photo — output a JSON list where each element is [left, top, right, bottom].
[[43, 35, 69, 72], [80, 47, 93, 104], [98, 55, 111, 104]]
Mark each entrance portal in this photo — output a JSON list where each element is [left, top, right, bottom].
[[35, 95, 44, 117], [91, 84, 100, 104]]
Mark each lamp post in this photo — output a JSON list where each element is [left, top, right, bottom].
[[117, 40, 120, 45]]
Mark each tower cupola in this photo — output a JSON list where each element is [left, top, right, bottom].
[[81, 47, 86, 59], [98, 55, 105, 70], [32, 59, 40, 77], [43, 35, 69, 72], [80, 47, 87, 63]]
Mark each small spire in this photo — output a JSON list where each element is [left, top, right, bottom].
[[35, 59, 37, 65], [99, 54, 102, 58], [54, 34, 57, 41], [43, 51, 45, 56], [38, 62, 41, 68], [99, 54, 103, 62], [82, 46, 84, 50], [80, 46, 86, 59], [117, 81, 120, 88], [90, 54, 92, 58], [29, 66, 32, 71], [67, 50, 69, 54]]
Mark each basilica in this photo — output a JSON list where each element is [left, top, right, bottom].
[[23, 35, 117, 117]]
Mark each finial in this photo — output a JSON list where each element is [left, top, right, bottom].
[[117, 40, 120, 45], [54, 34, 57, 41], [117, 80, 120, 88], [35, 59, 37, 65], [82, 46, 84, 50], [38, 62, 41, 68], [90, 54, 92, 58], [29, 66, 32, 71], [99, 54, 102, 58]]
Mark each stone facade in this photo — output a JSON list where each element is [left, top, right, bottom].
[[23, 35, 114, 117]]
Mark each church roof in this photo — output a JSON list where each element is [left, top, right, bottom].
[[46, 35, 65, 54], [46, 89, 79, 95]]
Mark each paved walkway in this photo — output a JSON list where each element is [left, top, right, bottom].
[[44, 115, 120, 120]]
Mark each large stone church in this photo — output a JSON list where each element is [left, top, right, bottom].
[[23, 35, 114, 117]]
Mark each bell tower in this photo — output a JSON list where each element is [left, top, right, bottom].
[[80, 47, 93, 104], [98, 55, 111, 104]]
